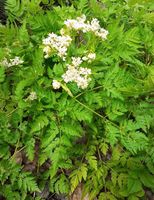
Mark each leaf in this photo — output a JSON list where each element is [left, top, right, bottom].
[[0, 144, 10, 158], [140, 171, 154, 188], [105, 123, 119, 146], [70, 163, 88, 192], [70, 174, 79, 193], [111, 171, 117, 186], [69, 101, 93, 123], [128, 196, 139, 200], [61, 120, 82, 137], [18, 172, 40, 192], [100, 142, 108, 156], [86, 155, 97, 170], [80, 163, 88, 181], [118, 173, 127, 188], [19, 21, 29, 43], [127, 178, 142, 194], [54, 174, 69, 194], [99, 192, 117, 200], [112, 146, 121, 161], [15, 79, 33, 100], [53, 63, 64, 76], [146, 162, 154, 174], [121, 131, 149, 154], [0, 67, 5, 82], [25, 138, 35, 161], [31, 115, 49, 133], [41, 121, 59, 149]]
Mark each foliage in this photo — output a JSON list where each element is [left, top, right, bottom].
[[0, 0, 154, 199]]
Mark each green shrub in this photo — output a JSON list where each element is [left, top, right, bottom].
[[0, 0, 154, 199]]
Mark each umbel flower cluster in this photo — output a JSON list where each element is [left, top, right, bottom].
[[43, 33, 72, 60], [0, 56, 24, 67], [42, 15, 108, 90], [64, 15, 108, 40], [62, 56, 93, 89]]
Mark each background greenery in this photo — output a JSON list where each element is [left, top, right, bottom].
[[0, 0, 154, 199]]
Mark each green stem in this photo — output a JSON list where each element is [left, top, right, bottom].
[[62, 84, 119, 128], [7, 108, 18, 117], [74, 98, 106, 121], [74, 85, 103, 99]]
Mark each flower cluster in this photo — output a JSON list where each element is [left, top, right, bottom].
[[26, 91, 37, 101], [62, 57, 92, 89], [82, 53, 96, 63], [52, 53, 96, 90], [43, 33, 72, 60], [64, 15, 109, 40], [43, 14, 108, 90], [0, 57, 24, 67], [52, 80, 61, 90]]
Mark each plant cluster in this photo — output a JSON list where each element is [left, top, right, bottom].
[[0, 0, 154, 199], [42, 14, 108, 90]]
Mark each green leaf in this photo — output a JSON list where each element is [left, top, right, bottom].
[[140, 171, 154, 188], [121, 131, 149, 154], [111, 171, 117, 186], [31, 115, 49, 133], [53, 63, 64, 76], [19, 21, 29, 43], [0, 67, 5, 82], [100, 142, 108, 156], [18, 172, 40, 192], [61, 120, 82, 137], [86, 155, 97, 170], [70, 163, 88, 192], [127, 178, 142, 194], [99, 192, 117, 200], [25, 138, 35, 161], [105, 123, 119, 146]]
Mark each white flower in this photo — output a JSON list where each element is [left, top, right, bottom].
[[87, 53, 96, 60], [76, 14, 86, 23], [82, 56, 88, 61], [76, 76, 89, 89], [27, 92, 37, 101], [64, 15, 108, 40], [43, 33, 72, 59], [0, 57, 24, 67], [95, 28, 109, 40], [62, 67, 79, 83], [79, 67, 91, 76], [64, 20, 83, 30], [42, 14, 109, 90], [10, 56, 24, 66], [62, 57, 91, 89], [52, 80, 61, 89], [10, 57, 24, 66], [57, 47, 67, 58], [62, 67, 91, 89], [82, 53, 96, 63], [64, 15, 86, 31], [71, 57, 82, 67], [90, 18, 100, 31]]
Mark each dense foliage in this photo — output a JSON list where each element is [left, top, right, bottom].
[[0, 0, 154, 199]]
